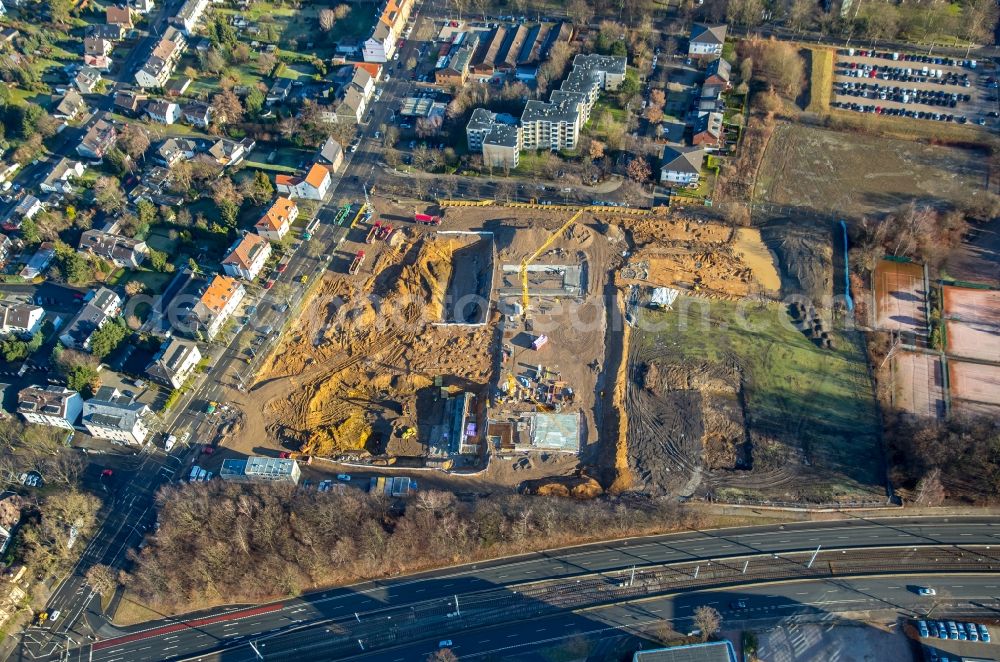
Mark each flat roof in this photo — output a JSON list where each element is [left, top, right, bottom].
[[526, 413, 580, 452]]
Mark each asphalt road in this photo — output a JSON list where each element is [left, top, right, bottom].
[[353, 574, 1000, 661], [33, 517, 1000, 661]]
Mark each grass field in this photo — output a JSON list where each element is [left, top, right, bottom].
[[805, 47, 833, 113], [755, 123, 989, 218], [636, 297, 882, 500]]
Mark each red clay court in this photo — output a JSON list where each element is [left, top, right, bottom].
[[891, 351, 945, 418], [942, 287, 1000, 363], [874, 260, 927, 336], [949, 360, 1000, 416]]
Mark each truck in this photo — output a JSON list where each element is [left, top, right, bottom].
[[377, 223, 394, 241], [302, 217, 320, 241], [165, 434, 177, 451], [365, 221, 382, 243], [414, 213, 441, 226], [348, 250, 366, 275], [205, 401, 218, 414], [190, 465, 202, 482]]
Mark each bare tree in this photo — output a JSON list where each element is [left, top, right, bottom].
[[915, 468, 945, 506], [319, 8, 336, 31], [85, 564, 119, 597], [693, 605, 722, 641]]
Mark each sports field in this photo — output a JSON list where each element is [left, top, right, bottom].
[[943, 287, 1000, 363], [873, 260, 926, 336]]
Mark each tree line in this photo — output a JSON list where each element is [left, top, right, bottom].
[[125, 483, 693, 610]]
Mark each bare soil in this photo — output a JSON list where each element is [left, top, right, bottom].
[[755, 123, 988, 219]]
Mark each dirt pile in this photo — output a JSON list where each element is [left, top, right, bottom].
[[617, 218, 781, 300], [245, 236, 493, 458], [764, 225, 833, 301], [302, 412, 372, 457], [523, 473, 604, 499]]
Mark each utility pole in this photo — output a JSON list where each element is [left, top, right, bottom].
[[808, 545, 822, 569], [248, 640, 264, 660], [454, 594, 461, 617]]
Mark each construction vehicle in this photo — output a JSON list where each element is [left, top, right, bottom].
[[519, 208, 586, 320], [302, 217, 320, 241], [334, 203, 353, 226], [348, 250, 366, 275], [362, 186, 375, 223], [377, 222, 394, 241], [414, 212, 441, 226], [365, 222, 382, 243]]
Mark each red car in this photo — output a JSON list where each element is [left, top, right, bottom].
[[278, 451, 291, 459], [101, 469, 113, 477], [264, 279, 275, 289], [202, 445, 214, 455]]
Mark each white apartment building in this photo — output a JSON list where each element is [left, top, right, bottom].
[[17, 386, 83, 430], [82, 387, 152, 446]]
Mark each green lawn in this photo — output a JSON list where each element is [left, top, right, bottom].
[[635, 298, 882, 499], [122, 270, 174, 295]]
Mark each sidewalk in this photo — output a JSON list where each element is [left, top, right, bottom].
[[381, 164, 627, 196]]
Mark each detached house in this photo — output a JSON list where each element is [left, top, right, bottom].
[[182, 102, 212, 128], [688, 23, 727, 58], [335, 86, 366, 124], [76, 119, 117, 160], [146, 337, 201, 388], [275, 163, 331, 201], [74, 66, 102, 94], [0, 302, 44, 336], [207, 138, 249, 167], [186, 275, 245, 340], [114, 89, 145, 116], [145, 100, 181, 124], [59, 287, 122, 351], [84, 37, 114, 70], [255, 196, 297, 242], [17, 386, 82, 431], [86, 23, 126, 41], [222, 233, 271, 281], [40, 159, 86, 194], [53, 89, 87, 121], [155, 137, 197, 167], [317, 137, 343, 172], [660, 146, 706, 186], [78, 229, 149, 268], [266, 78, 293, 105], [105, 5, 134, 30]]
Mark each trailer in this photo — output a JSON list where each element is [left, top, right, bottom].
[[365, 222, 382, 243], [414, 213, 441, 226], [348, 250, 366, 275], [302, 217, 320, 241]]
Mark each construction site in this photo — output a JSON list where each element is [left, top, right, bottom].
[[212, 199, 881, 501]]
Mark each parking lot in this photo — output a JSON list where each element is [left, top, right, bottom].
[[831, 49, 998, 125], [917, 618, 997, 662]]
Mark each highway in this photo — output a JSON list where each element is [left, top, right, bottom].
[[28, 517, 1000, 661], [354, 574, 1000, 661]]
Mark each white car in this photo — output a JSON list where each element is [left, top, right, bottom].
[[336, 474, 351, 481], [917, 587, 937, 596], [438, 640, 452, 648]]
